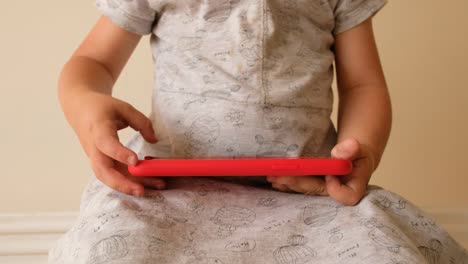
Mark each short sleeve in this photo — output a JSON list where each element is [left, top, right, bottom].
[[95, 0, 157, 35], [333, 0, 387, 35]]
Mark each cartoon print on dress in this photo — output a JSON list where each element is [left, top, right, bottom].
[[224, 109, 246, 127], [183, 228, 198, 243], [236, 69, 250, 84], [92, 212, 120, 233], [184, 116, 220, 156], [256, 103, 290, 130], [255, 135, 299, 157], [273, 235, 317, 264], [182, 55, 204, 70], [193, 179, 231, 197], [386, 258, 408, 264], [212, 49, 232, 62], [362, 218, 407, 253], [372, 195, 411, 220], [225, 238, 257, 252], [373, 195, 407, 210], [239, 26, 256, 42], [263, 116, 286, 130], [203, 0, 240, 23], [328, 227, 344, 243], [87, 230, 130, 264], [158, 62, 182, 92], [202, 73, 241, 100], [184, 246, 225, 264], [211, 206, 256, 238], [239, 38, 262, 67], [221, 138, 242, 158], [257, 197, 280, 208], [418, 239, 443, 264], [146, 236, 168, 256], [410, 212, 438, 233], [302, 204, 338, 227], [336, 243, 361, 260], [178, 30, 206, 52], [183, 97, 208, 111], [263, 218, 294, 232], [181, 192, 205, 216]]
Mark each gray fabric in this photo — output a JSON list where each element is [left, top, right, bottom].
[[49, 0, 468, 263], [95, 0, 386, 160], [49, 178, 467, 263]]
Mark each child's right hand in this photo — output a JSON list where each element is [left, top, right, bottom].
[[73, 91, 165, 197], [58, 16, 166, 196]]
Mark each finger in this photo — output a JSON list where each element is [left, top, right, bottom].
[[136, 177, 167, 190], [327, 145, 373, 205], [331, 138, 360, 160], [276, 176, 328, 196], [271, 183, 295, 193], [115, 162, 166, 190], [91, 149, 145, 196], [325, 161, 369, 205], [92, 121, 138, 165], [325, 176, 359, 205], [118, 103, 157, 143]]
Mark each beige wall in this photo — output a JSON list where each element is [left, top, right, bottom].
[[0, 1, 467, 212]]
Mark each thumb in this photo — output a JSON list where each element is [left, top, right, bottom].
[[118, 103, 158, 144], [331, 138, 360, 160]]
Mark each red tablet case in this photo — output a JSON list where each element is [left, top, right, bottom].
[[128, 157, 352, 177]]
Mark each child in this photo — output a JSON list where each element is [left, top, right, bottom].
[[49, 0, 467, 263]]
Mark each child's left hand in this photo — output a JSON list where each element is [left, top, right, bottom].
[[266, 138, 376, 206]]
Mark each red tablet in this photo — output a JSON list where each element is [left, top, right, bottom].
[[128, 157, 352, 177]]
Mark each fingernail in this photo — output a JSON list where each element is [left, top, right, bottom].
[[334, 147, 347, 159], [128, 156, 138, 166], [331, 147, 338, 157]]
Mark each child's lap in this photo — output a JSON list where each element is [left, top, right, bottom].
[[49, 177, 467, 264]]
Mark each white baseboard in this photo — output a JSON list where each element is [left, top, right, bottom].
[[0, 212, 77, 263], [0, 209, 466, 263]]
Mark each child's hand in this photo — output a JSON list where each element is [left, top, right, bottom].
[[266, 138, 376, 206], [72, 92, 165, 197]]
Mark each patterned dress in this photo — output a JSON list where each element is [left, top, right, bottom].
[[49, 0, 467, 263]]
